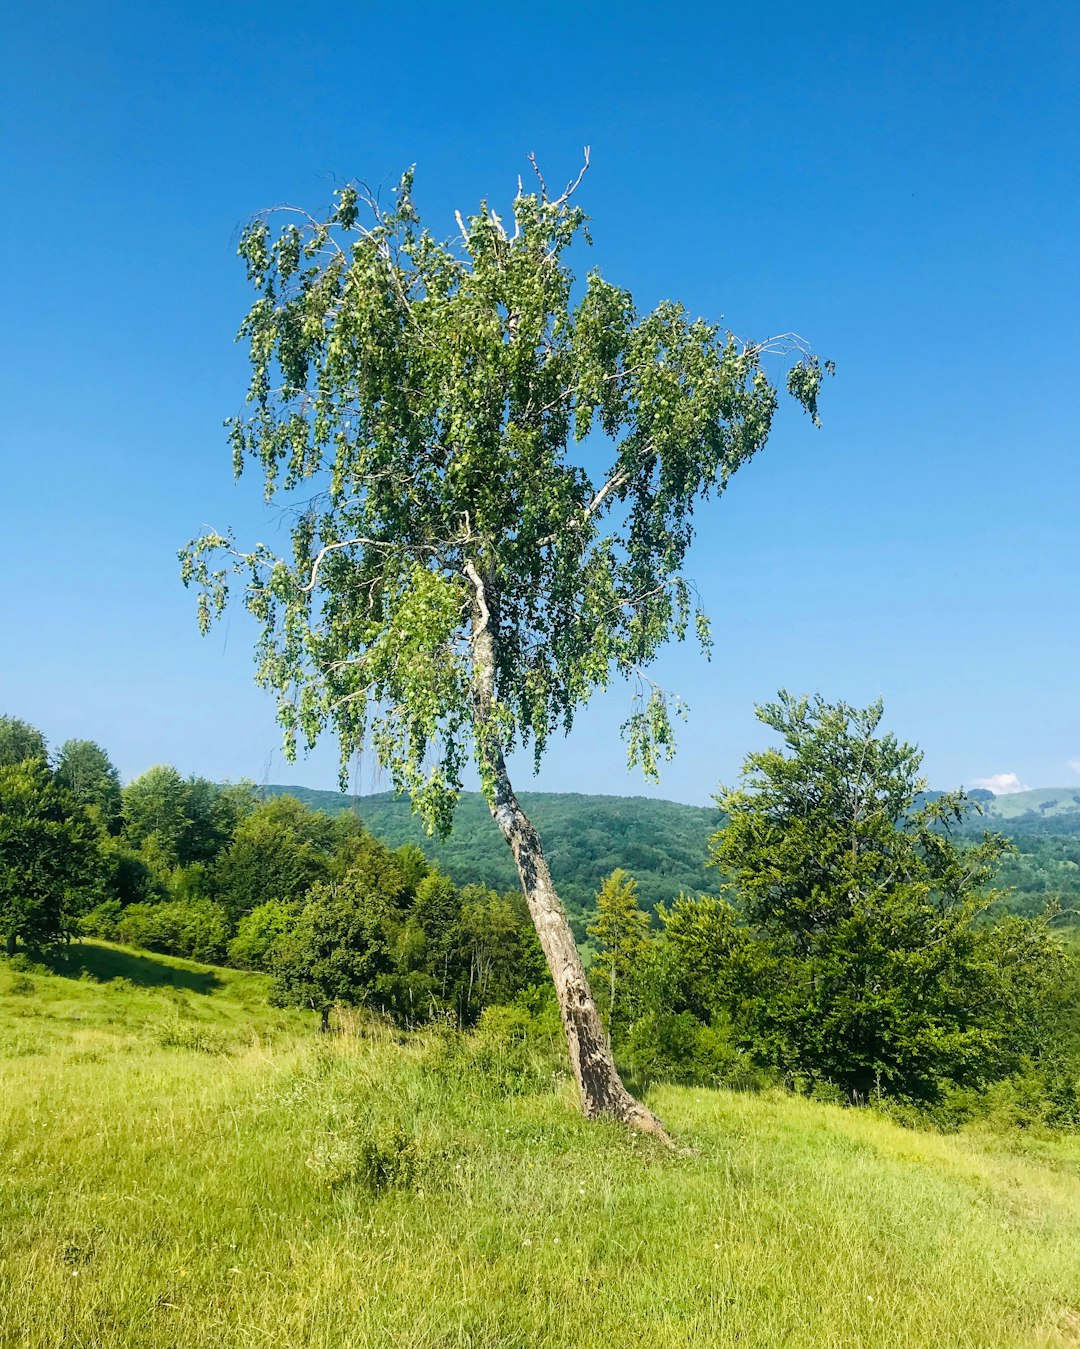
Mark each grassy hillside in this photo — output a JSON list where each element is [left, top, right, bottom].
[[977, 789, 1080, 822], [264, 784, 722, 920], [3, 942, 1080, 1347]]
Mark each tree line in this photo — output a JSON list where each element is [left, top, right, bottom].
[[258, 785, 1080, 932], [3, 698, 1079, 1127], [0, 715, 545, 1029]]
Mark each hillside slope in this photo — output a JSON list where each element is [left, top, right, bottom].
[[263, 784, 722, 919], [975, 788, 1080, 822], [263, 783, 1080, 924], [3, 944, 1080, 1348]]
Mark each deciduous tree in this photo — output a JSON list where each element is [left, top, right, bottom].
[[272, 875, 393, 1032], [711, 693, 1014, 1101], [55, 739, 123, 830], [0, 760, 102, 953], [0, 716, 48, 769], [182, 157, 830, 1132]]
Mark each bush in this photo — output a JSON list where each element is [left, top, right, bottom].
[[228, 900, 298, 971], [79, 900, 124, 939], [155, 1016, 234, 1055], [306, 1119, 421, 1192], [458, 1002, 564, 1098], [6, 953, 42, 974], [625, 1010, 770, 1091], [112, 899, 230, 964]]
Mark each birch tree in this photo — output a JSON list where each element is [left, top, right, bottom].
[[181, 155, 831, 1135]]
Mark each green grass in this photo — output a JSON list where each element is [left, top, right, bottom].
[[2, 942, 1080, 1347]]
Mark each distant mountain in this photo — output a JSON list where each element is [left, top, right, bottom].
[[261, 785, 721, 925], [260, 784, 1080, 929], [967, 788, 1080, 824]]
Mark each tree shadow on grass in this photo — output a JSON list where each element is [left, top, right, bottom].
[[40, 942, 221, 995]]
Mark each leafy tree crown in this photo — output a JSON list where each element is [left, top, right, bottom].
[[182, 162, 831, 831]]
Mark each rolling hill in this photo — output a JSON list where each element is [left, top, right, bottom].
[[976, 788, 1080, 823], [261, 783, 1080, 926], [263, 785, 721, 923]]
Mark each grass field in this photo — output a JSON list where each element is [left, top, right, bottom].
[[2, 942, 1080, 1348]]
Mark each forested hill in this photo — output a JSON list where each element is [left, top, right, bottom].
[[262, 784, 1080, 925], [261, 786, 721, 921]]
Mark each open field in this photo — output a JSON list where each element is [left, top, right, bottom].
[[2, 942, 1080, 1348]]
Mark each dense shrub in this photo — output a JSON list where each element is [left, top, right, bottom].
[[624, 1009, 770, 1091], [110, 899, 230, 964], [228, 900, 299, 971]]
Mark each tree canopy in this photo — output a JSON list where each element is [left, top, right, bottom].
[[182, 160, 830, 830], [55, 739, 123, 830], [0, 716, 48, 769], [0, 759, 102, 953], [588, 868, 650, 1037], [708, 693, 1021, 1100]]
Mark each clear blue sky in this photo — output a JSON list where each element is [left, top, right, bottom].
[[2, 0, 1077, 804]]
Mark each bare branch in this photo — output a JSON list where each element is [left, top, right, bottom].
[[489, 207, 508, 241], [526, 152, 548, 200], [552, 146, 591, 207], [299, 535, 457, 593], [739, 331, 814, 361]]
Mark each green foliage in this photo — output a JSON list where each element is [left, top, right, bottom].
[[228, 900, 300, 971], [79, 899, 125, 939], [707, 693, 1060, 1102], [54, 739, 122, 830], [305, 1118, 421, 1193], [261, 784, 721, 925], [99, 835, 165, 906], [587, 868, 650, 1036], [180, 777, 258, 865], [0, 758, 103, 952], [256, 783, 1080, 930], [272, 873, 394, 1024], [449, 1001, 564, 1098], [0, 715, 48, 768], [455, 887, 547, 1020], [182, 165, 828, 833], [121, 765, 190, 864], [213, 795, 334, 922], [625, 1009, 768, 1092], [122, 768, 256, 873], [108, 899, 231, 965]]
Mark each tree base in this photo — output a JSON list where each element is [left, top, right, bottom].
[[581, 1077, 675, 1147]]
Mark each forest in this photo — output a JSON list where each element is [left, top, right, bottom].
[[3, 701, 1079, 1130]]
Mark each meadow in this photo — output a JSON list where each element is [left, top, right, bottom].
[[2, 942, 1080, 1349]]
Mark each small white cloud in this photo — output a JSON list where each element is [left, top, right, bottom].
[[970, 772, 1029, 796]]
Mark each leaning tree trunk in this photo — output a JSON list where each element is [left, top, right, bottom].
[[467, 563, 669, 1140]]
